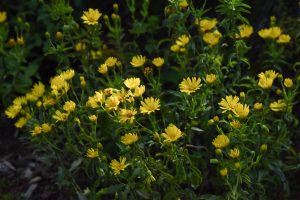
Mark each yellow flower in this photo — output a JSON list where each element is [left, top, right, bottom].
[[212, 134, 230, 148], [161, 124, 183, 143], [140, 97, 160, 114], [105, 57, 118, 67], [203, 30, 222, 46], [74, 42, 86, 51], [86, 148, 99, 158], [26, 82, 45, 101], [236, 24, 253, 39], [16, 36, 25, 46], [277, 34, 291, 44], [52, 110, 69, 122], [7, 38, 16, 47], [254, 102, 263, 110], [205, 74, 217, 84], [86, 91, 105, 108], [119, 109, 137, 123], [258, 26, 281, 39], [233, 103, 250, 119], [178, 0, 188, 9], [5, 105, 22, 119], [220, 168, 228, 176], [176, 34, 190, 47], [80, 76, 86, 87], [260, 144, 268, 152], [218, 95, 240, 113], [0, 11, 7, 23], [170, 44, 180, 52], [105, 95, 120, 110], [133, 85, 146, 97], [88, 115, 98, 122], [230, 120, 241, 129], [81, 8, 102, 25], [63, 101, 76, 113], [60, 69, 75, 80], [14, 117, 28, 128], [50, 75, 69, 96], [179, 77, 202, 95], [31, 126, 42, 136], [42, 123, 52, 133], [199, 18, 217, 32], [239, 92, 245, 98], [152, 57, 164, 67], [124, 77, 141, 89], [98, 63, 108, 74], [269, 99, 286, 112], [284, 78, 293, 88], [110, 157, 129, 175], [258, 70, 278, 89], [121, 133, 139, 145], [130, 55, 146, 67], [228, 148, 240, 158]]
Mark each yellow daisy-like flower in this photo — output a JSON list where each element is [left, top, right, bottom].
[[269, 99, 286, 112], [258, 26, 281, 39], [212, 134, 230, 148], [230, 120, 241, 129], [205, 74, 217, 84], [258, 70, 278, 89], [228, 148, 240, 158], [60, 69, 75, 80], [152, 57, 164, 67], [5, 105, 22, 119], [98, 63, 108, 74], [277, 34, 291, 44], [16, 36, 25, 46], [88, 115, 98, 122], [218, 95, 240, 113], [74, 42, 86, 52], [176, 34, 190, 47], [233, 103, 250, 119], [161, 124, 183, 143], [31, 126, 42, 136], [236, 24, 253, 39], [14, 117, 28, 128], [140, 97, 160, 114], [133, 85, 146, 97], [52, 110, 69, 122], [0, 11, 7, 23], [105, 95, 120, 110], [26, 82, 45, 101], [86, 91, 104, 108], [170, 44, 180, 52], [284, 78, 293, 88], [254, 102, 263, 110], [199, 18, 217, 32], [86, 148, 99, 158], [119, 109, 137, 123], [121, 133, 139, 145], [130, 55, 146, 67], [81, 8, 102, 25], [124, 77, 141, 89], [179, 77, 202, 95], [63, 101, 76, 113], [110, 157, 129, 175], [105, 57, 118, 67], [203, 30, 222, 46], [41, 123, 52, 133], [220, 168, 228, 176]]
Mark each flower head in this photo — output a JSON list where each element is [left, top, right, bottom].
[[254, 102, 263, 110], [31, 126, 42, 136], [52, 110, 69, 122], [258, 26, 281, 39], [269, 99, 286, 112], [218, 95, 240, 113], [206, 74, 217, 84], [124, 77, 141, 89], [105, 57, 118, 67], [233, 103, 250, 119], [42, 123, 52, 133], [130, 55, 146, 67], [105, 95, 120, 110], [277, 34, 291, 44], [284, 78, 293, 88], [152, 57, 164, 67], [212, 134, 230, 148], [236, 24, 253, 39], [258, 70, 278, 89], [86, 148, 99, 158], [140, 97, 160, 114], [5, 105, 22, 119], [228, 148, 240, 158], [179, 77, 202, 95], [81, 8, 102, 25], [0, 11, 7, 23], [176, 34, 190, 47], [220, 168, 228, 176], [161, 124, 183, 143], [119, 109, 137, 123], [110, 157, 129, 175], [199, 18, 217, 32], [203, 30, 222, 46], [88, 115, 98, 122], [121, 133, 139, 145], [63, 101, 76, 113]]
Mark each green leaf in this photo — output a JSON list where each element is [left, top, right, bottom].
[[96, 184, 125, 198]]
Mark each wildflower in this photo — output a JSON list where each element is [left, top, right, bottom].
[[55, 31, 63, 39], [31, 126, 42, 136], [110, 157, 129, 175], [199, 18, 217, 32], [81, 8, 102, 25], [203, 30, 222, 46], [236, 24, 253, 39], [258, 26, 281, 39], [176, 34, 190, 47], [284, 78, 293, 88], [74, 42, 86, 51], [98, 63, 108, 74], [134, 85, 146, 97], [233, 103, 250, 119], [254, 102, 263, 110], [105, 57, 118, 67], [140, 97, 160, 114], [7, 38, 16, 47], [121, 133, 139, 145], [80, 76, 86, 87], [230, 120, 241, 129], [234, 162, 241, 169], [208, 119, 214, 125], [60, 69, 75, 80], [14, 117, 28, 128], [124, 77, 141, 89], [258, 70, 278, 89], [63, 101, 76, 113], [27, 82, 45, 101], [170, 44, 180, 52], [269, 99, 286, 112], [220, 168, 228, 176], [119, 109, 137, 123], [50, 75, 70, 95], [130, 55, 146, 67], [88, 115, 98, 122], [86, 148, 99, 158], [52, 110, 69, 122], [86, 91, 104, 108], [16, 36, 25, 45], [276, 34, 291, 44], [260, 144, 268, 152], [239, 92, 245, 98], [152, 57, 164, 67], [179, 77, 202, 95], [91, 50, 102, 60], [218, 95, 240, 113], [212, 134, 230, 148], [5, 105, 22, 119], [228, 148, 240, 158], [213, 116, 220, 122], [0, 11, 7, 23], [43, 97, 56, 107], [178, 0, 188, 9], [161, 124, 183, 143], [206, 74, 217, 84], [42, 123, 52, 133], [105, 95, 120, 110]]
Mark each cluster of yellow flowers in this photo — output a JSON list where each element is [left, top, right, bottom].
[[235, 24, 253, 39], [179, 75, 218, 95], [98, 57, 120, 74], [258, 26, 291, 43], [195, 18, 222, 47], [218, 95, 250, 119], [170, 34, 190, 52]]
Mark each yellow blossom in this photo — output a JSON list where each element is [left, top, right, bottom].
[[81, 8, 102, 25], [258, 70, 278, 89], [7, 38, 16, 47], [152, 57, 164, 67], [86, 148, 99, 158], [88, 115, 98, 122], [91, 50, 102, 60], [178, 0, 188, 9], [52, 110, 69, 122], [121, 133, 139, 145], [176, 34, 190, 47], [119, 109, 137, 123], [26, 82, 45, 101], [31, 126, 42, 136], [230, 120, 241, 129], [130, 55, 146, 67], [133, 85, 146, 97], [220, 168, 228, 176], [203, 30, 222, 46], [80, 76, 86, 87], [5, 105, 22, 119], [86, 91, 104, 108], [140, 97, 160, 114], [170, 44, 180, 52], [234, 162, 241, 169], [14, 117, 28, 128], [228, 148, 240, 158], [239, 92, 245, 98], [218, 95, 240, 113], [260, 144, 268, 152], [60, 69, 75, 80], [161, 124, 183, 143], [199, 18, 217, 32], [74, 42, 86, 51], [0, 11, 7, 23], [206, 74, 217, 84], [42, 123, 52, 133], [105, 57, 118, 67], [277, 34, 291, 44], [179, 77, 202, 95], [236, 24, 253, 39], [254, 102, 263, 110], [98, 63, 108, 74], [284, 78, 293, 88], [105, 95, 120, 110], [16, 36, 25, 45], [233, 103, 250, 119], [258, 26, 281, 39], [212, 134, 230, 148], [124, 77, 141, 89], [269, 99, 286, 112], [63, 101, 76, 113], [110, 157, 129, 175]]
